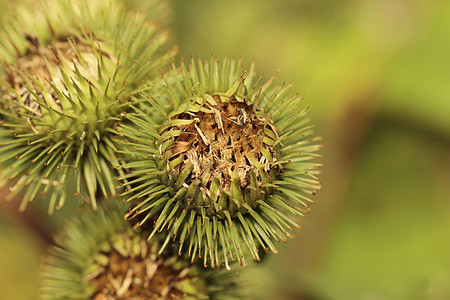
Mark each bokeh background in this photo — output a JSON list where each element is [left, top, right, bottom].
[[1, 0, 450, 299]]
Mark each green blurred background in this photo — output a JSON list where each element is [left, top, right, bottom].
[[1, 0, 450, 299]]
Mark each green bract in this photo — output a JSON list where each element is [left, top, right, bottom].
[[0, 0, 176, 213], [40, 200, 243, 299], [116, 56, 322, 269]]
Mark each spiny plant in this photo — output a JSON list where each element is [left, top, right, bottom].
[[40, 200, 244, 299], [0, 0, 176, 214], [116, 56, 322, 269], [0, 0, 323, 298]]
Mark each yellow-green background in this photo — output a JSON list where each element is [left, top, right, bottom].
[[1, 0, 450, 299]]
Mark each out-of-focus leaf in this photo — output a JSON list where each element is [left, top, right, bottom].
[[382, 1, 450, 137], [0, 208, 42, 300], [312, 120, 450, 300]]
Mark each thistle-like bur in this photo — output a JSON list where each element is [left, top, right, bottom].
[[0, 0, 176, 213], [40, 201, 243, 299], [117, 56, 323, 269]]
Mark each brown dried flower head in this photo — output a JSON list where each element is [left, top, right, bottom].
[[116, 56, 322, 269]]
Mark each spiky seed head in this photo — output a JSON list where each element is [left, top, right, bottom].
[[117, 56, 323, 269], [159, 95, 279, 217], [0, 0, 176, 214], [40, 200, 244, 299]]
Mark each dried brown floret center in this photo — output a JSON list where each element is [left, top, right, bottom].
[[88, 239, 191, 299], [168, 95, 278, 197], [5, 35, 94, 88], [2, 35, 94, 115]]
